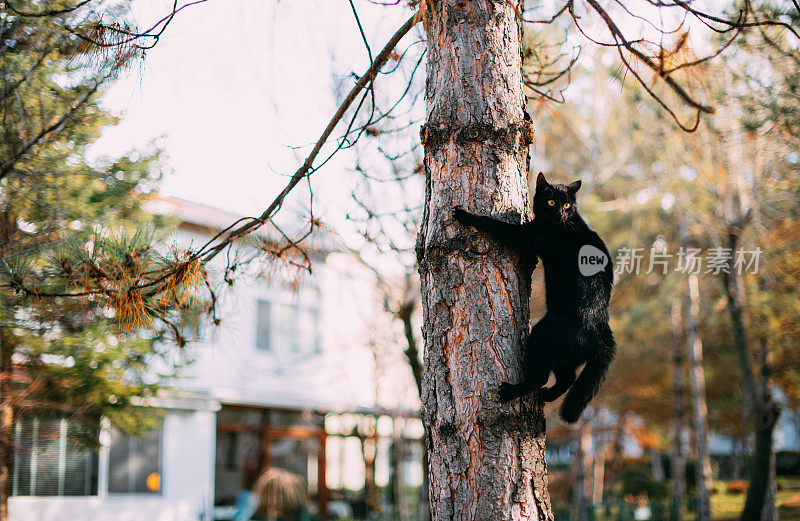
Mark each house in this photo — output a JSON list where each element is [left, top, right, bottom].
[[9, 198, 423, 521]]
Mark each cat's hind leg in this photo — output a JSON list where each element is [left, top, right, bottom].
[[498, 320, 552, 402], [498, 380, 537, 402], [499, 346, 545, 402], [540, 366, 577, 402]]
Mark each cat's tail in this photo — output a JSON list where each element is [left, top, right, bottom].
[[560, 330, 616, 423]]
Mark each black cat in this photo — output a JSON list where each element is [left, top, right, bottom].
[[453, 172, 615, 423]]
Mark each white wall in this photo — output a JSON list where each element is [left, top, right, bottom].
[[10, 407, 217, 521], [173, 224, 420, 413]]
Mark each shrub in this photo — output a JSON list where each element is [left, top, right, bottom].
[[727, 480, 749, 494], [621, 465, 669, 500]]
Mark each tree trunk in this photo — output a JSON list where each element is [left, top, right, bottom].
[[0, 329, 13, 521], [760, 340, 778, 521], [732, 433, 744, 481], [396, 298, 430, 521], [762, 455, 778, 521], [591, 424, 605, 505], [362, 418, 380, 515], [417, 1, 550, 520], [743, 420, 778, 521], [721, 234, 780, 521], [650, 450, 665, 482], [391, 417, 407, 521], [606, 411, 627, 504], [575, 423, 591, 521], [398, 300, 423, 401], [670, 299, 686, 521], [684, 271, 713, 521]]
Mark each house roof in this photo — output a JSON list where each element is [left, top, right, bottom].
[[151, 197, 247, 229], [147, 196, 277, 239], [147, 196, 334, 253]]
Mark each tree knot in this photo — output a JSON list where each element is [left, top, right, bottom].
[[420, 119, 534, 153]]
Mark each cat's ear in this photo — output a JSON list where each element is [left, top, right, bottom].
[[566, 180, 582, 196], [535, 172, 549, 191]]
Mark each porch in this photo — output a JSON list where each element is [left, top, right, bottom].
[[212, 404, 424, 521]]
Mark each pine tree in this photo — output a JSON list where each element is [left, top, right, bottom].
[[0, 4, 197, 519], [418, 2, 552, 519]]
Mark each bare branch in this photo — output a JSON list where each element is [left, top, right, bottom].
[[585, 0, 714, 115]]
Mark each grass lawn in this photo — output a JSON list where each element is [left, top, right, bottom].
[[709, 478, 800, 521], [552, 478, 800, 520]]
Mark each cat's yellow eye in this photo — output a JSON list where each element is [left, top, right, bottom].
[[563, 203, 571, 209], [548, 200, 555, 206]]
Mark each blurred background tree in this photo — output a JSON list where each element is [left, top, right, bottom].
[[532, 7, 800, 514]]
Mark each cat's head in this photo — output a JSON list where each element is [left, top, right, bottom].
[[533, 172, 581, 224]]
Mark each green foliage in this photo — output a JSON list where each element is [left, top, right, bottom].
[[0, 1, 194, 436]]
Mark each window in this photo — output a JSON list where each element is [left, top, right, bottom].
[[255, 300, 271, 350], [273, 303, 300, 353], [107, 425, 163, 494], [12, 416, 99, 496], [180, 316, 204, 343], [296, 306, 320, 354], [255, 299, 320, 354]]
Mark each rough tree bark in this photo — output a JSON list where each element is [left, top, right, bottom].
[[670, 300, 686, 521], [417, 1, 551, 520]]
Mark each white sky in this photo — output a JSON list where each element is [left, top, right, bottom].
[[93, 0, 723, 222], [96, 0, 416, 217]]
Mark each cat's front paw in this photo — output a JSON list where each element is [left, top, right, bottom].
[[453, 206, 475, 226], [498, 382, 518, 403]]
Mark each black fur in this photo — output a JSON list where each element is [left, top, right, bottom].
[[453, 172, 615, 423]]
